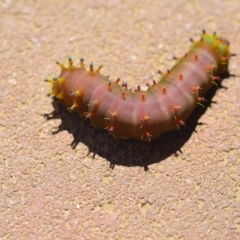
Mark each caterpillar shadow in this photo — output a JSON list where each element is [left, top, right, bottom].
[[44, 72, 231, 169]]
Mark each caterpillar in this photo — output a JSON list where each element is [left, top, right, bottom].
[[45, 30, 234, 141]]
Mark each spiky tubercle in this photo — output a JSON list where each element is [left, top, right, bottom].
[[46, 32, 232, 141]]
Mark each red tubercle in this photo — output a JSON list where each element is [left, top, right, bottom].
[[162, 87, 167, 94], [197, 97, 206, 107], [172, 105, 181, 113], [197, 97, 206, 102], [192, 86, 201, 94], [84, 112, 92, 120], [222, 56, 229, 62], [106, 126, 114, 135], [194, 54, 199, 61], [108, 81, 112, 90], [145, 132, 152, 141], [121, 91, 126, 100], [210, 76, 220, 81], [179, 119, 185, 126], [179, 73, 184, 81], [207, 64, 215, 72], [177, 119, 186, 129], [141, 115, 151, 122]]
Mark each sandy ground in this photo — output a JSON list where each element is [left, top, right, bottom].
[[1, 0, 240, 239]]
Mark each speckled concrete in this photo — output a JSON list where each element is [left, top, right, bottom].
[[1, 0, 240, 239]]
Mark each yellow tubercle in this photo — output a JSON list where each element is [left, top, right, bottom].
[[70, 90, 81, 97], [89, 63, 94, 72], [53, 77, 64, 84], [67, 57, 76, 70], [80, 58, 85, 69], [56, 61, 66, 70], [56, 92, 63, 99], [68, 103, 78, 112], [44, 78, 53, 83], [95, 65, 103, 73]]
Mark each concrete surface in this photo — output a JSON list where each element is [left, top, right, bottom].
[[1, 0, 240, 239]]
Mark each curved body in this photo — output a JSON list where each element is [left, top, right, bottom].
[[46, 33, 231, 141]]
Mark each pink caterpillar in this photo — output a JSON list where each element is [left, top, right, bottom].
[[45, 31, 234, 141]]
